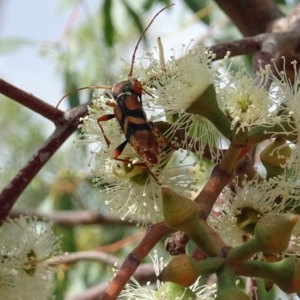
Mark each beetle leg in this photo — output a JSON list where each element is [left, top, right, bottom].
[[105, 101, 117, 108], [133, 161, 161, 185], [113, 140, 128, 160], [97, 114, 115, 147]]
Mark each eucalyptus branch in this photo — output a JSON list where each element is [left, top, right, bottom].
[[0, 78, 64, 122], [195, 164, 234, 220], [101, 222, 172, 300], [69, 263, 156, 300], [210, 32, 300, 60], [231, 153, 264, 190], [0, 101, 89, 225], [48, 250, 121, 266]]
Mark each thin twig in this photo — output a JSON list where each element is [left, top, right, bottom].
[[0, 78, 64, 123], [195, 164, 234, 220], [96, 231, 145, 253], [48, 250, 121, 266], [9, 208, 138, 227], [210, 32, 300, 60], [100, 222, 172, 300]]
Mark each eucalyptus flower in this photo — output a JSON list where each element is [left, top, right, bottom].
[[144, 44, 214, 111], [208, 175, 300, 254], [78, 95, 195, 224], [216, 62, 280, 133], [267, 59, 300, 173], [0, 215, 61, 300], [135, 43, 225, 166], [118, 250, 217, 300]]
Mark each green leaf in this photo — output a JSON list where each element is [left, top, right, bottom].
[[143, 0, 171, 10], [143, 0, 155, 10], [159, 0, 172, 6], [122, 0, 145, 41], [0, 37, 34, 54], [274, 0, 286, 5], [53, 271, 69, 300], [184, 0, 210, 25], [102, 0, 115, 47]]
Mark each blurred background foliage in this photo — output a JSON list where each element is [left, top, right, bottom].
[[0, 0, 297, 299]]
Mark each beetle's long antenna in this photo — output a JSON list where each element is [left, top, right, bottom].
[[55, 85, 112, 111], [128, 3, 174, 78]]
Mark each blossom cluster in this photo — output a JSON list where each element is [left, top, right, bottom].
[[78, 45, 222, 223], [208, 173, 300, 256], [75, 39, 300, 298], [205, 59, 300, 261], [78, 94, 196, 224], [78, 40, 300, 228], [0, 215, 61, 300]]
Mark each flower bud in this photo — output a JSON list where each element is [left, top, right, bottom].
[[159, 254, 224, 287], [161, 187, 198, 231], [158, 254, 198, 287], [155, 282, 196, 300], [227, 214, 298, 263], [161, 187, 219, 256], [254, 214, 298, 253]]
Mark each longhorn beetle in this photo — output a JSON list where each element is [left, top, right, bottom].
[[58, 4, 174, 182]]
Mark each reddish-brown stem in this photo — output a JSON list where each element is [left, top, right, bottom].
[[70, 264, 156, 300], [0, 78, 64, 123], [0, 103, 88, 225], [234, 154, 264, 187], [49, 251, 122, 266], [100, 222, 173, 300], [195, 164, 234, 220], [210, 32, 300, 60]]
